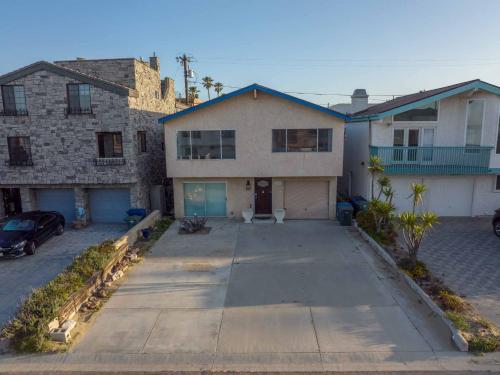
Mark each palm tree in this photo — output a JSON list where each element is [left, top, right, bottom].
[[214, 82, 223, 97], [202, 76, 214, 100], [188, 86, 199, 106], [368, 155, 384, 200]]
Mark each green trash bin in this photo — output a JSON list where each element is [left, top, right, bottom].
[[336, 202, 353, 226]]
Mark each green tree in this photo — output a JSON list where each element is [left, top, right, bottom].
[[202, 76, 214, 100], [214, 82, 223, 97], [368, 155, 384, 199], [188, 86, 199, 105], [398, 183, 438, 267]]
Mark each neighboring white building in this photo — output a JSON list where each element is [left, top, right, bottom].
[[341, 79, 500, 217]]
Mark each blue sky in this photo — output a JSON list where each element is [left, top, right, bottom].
[[1, 0, 499, 104]]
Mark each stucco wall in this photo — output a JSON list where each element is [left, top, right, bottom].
[[164, 91, 344, 178], [341, 121, 370, 199]]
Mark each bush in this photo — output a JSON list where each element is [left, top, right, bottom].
[[398, 258, 429, 280], [445, 311, 470, 331], [356, 210, 376, 233], [468, 336, 500, 353], [439, 291, 467, 313]]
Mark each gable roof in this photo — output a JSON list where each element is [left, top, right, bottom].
[[158, 83, 350, 123], [351, 79, 500, 122], [0, 61, 138, 97]]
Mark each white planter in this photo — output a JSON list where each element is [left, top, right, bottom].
[[274, 209, 285, 224], [242, 208, 254, 224]]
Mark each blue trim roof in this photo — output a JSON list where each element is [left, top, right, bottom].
[[158, 83, 350, 123], [350, 80, 500, 122]]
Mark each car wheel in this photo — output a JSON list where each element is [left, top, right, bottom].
[[494, 221, 500, 237], [25, 241, 36, 256], [56, 223, 64, 236]]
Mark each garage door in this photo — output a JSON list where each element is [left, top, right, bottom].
[[184, 183, 226, 217], [37, 188, 75, 223], [89, 189, 130, 223], [284, 180, 329, 219], [426, 178, 473, 216]]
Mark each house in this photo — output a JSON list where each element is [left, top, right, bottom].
[[342, 79, 500, 216], [0, 56, 176, 223], [159, 84, 348, 220]]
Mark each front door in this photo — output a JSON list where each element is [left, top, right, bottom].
[[254, 178, 272, 215]]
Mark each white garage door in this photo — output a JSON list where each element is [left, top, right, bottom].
[[426, 177, 473, 216], [284, 180, 329, 219]]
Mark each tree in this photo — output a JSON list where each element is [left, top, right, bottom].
[[188, 86, 199, 105], [202, 76, 214, 100], [368, 155, 384, 199], [214, 82, 223, 97], [398, 183, 438, 267]]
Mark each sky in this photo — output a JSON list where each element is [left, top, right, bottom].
[[1, 0, 499, 105]]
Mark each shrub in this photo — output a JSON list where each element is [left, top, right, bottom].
[[439, 291, 467, 313], [468, 336, 500, 353], [445, 311, 470, 331], [398, 258, 429, 280], [356, 210, 376, 233]]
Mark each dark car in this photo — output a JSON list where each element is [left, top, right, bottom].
[[493, 209, 500, 237], [0, 211, 65, 258]]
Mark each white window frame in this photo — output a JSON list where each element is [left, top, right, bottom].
[[392, 127, 437, 146], [176, 129, 236, 160], [463, 99, 485, 147], [392, 101, 440, 123], [272, 128, 333, 153]]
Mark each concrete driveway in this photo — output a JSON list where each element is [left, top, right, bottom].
[[0, 224, 126, 327], [419, 217, 500, 327], [73, 220, 455, 371]]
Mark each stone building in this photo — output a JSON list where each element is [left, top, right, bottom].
[[0, 56, 175, 223]]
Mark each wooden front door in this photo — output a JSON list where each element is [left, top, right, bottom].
[[254, 178, 272, 215]]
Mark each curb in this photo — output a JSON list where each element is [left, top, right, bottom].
[[353, 221, 469, 352]]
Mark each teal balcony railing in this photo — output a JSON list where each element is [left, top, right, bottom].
[[369, 146, 492, 174]]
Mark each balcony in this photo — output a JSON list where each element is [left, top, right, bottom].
[[93, 157, 126, 166], [0, 109, 28, 116], [369, 146, 492, 175], [65, 107, 93, 116]]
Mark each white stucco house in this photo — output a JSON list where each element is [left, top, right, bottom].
[[158, 84, 348, 220], [341, 79, 500, 216]]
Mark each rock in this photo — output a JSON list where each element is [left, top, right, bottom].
[[48, 318, 60, 332], [112, 270, 124, 281]]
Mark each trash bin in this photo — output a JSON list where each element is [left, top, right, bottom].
[[350, 195, 368, 216], [336, 202, 353, 226]]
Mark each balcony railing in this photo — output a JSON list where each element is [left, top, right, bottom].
[[369, 146, 492, 175], [65, 107, 93, 115], [93, 157, 126, 166], [0, 109, 28, 116], [5, 158, 33, 167]]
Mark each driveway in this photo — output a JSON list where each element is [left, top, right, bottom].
[[419, 217, 500, 327], [0, 224, 126, 327], [73, 220, 455, 371]]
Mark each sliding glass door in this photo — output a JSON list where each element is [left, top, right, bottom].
[[184, 182, 226, 217]]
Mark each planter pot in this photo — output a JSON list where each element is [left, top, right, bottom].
[[274, 209, 285, 224], [242, 208, 254, 224]]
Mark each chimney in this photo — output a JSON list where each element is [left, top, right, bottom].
[[149, 54, 160, 71], [161, 77, 174, 99], [351, 89, 369, 112]]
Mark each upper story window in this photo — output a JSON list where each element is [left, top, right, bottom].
[[138, 131, 147, 153], [7, 136, 32, 166], [97, 132, 123, 158], [67, 83, 92, 114], [177, 130, 235, 160], [272, 128, 332, 152], [393, 101, 438, 122], [1, 85, 28, 116], [465, 99, 484, 146]]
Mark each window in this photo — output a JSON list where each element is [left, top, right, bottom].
[[465, 100, 484, 146], [137, 131, 147, 153], [7, 136, 32, 166], [392, 128, 435, 162], [176, 130, 235, 160], [1, 85, 27, 115], [272, 128, 332, 152], [394, 101, 438, 122], [67, 84, 92, 114], [496, 176, 500, 191], [496, 117, 500, 154], [97, 132, 123, 158]]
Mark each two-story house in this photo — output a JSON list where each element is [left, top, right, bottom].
[[159, 84, 348, 219], [342, 79, 500, 216], [0, 56, 175, 223]]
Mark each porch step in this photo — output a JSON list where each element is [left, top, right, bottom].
[[252, 217, 276, 224]]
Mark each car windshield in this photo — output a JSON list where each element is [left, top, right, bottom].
[[1, 219, 36, 232]]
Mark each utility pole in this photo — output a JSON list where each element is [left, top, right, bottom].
[[176, 54, 193, 105]]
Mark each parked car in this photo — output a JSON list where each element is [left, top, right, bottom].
[[493, 209, 500, 237], [0, 211, 65, 258]]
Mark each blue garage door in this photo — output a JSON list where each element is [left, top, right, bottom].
[[89, 188, 130, 223], [184, 183, 226, 217], [37, 189, 76, 223]]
